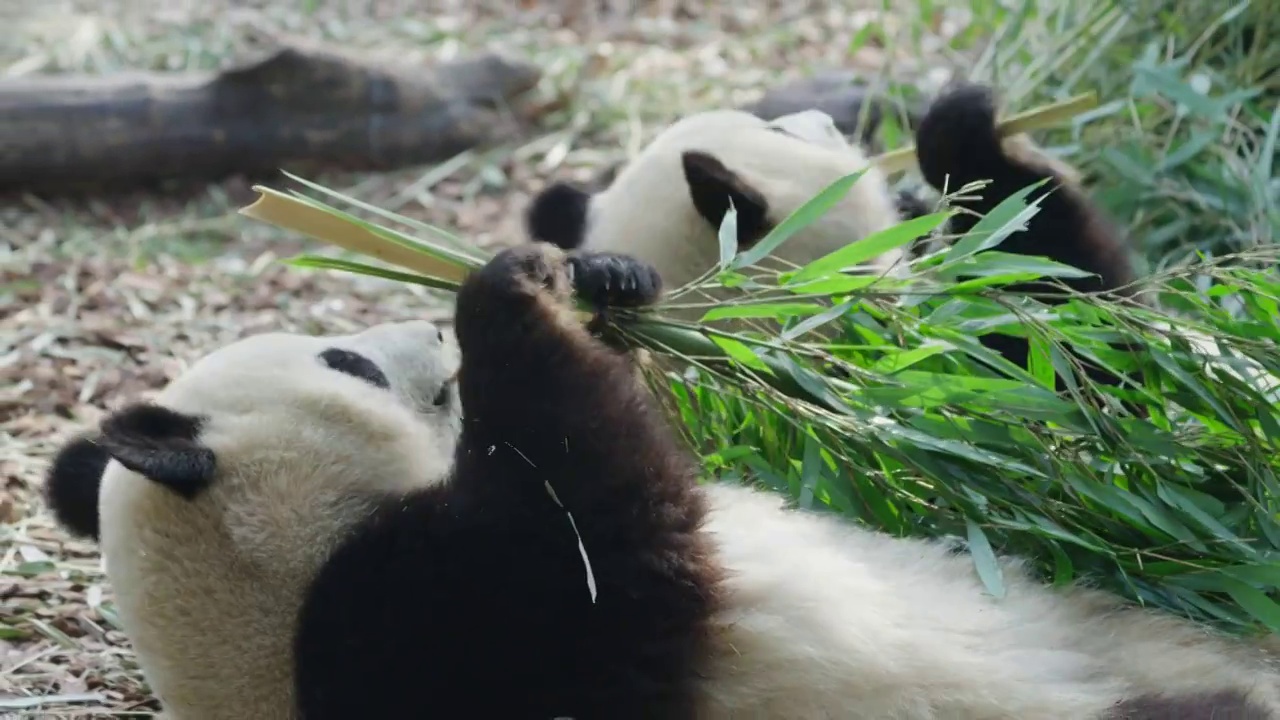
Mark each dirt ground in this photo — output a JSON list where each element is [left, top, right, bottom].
[[1, 1, 961, 716]]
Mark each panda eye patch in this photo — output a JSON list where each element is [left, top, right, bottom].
[[318, 348, 390, 390]]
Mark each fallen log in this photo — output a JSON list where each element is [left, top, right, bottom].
[[0, 40, 543, 195], [587, 71, 920, 190], [741, 70, 922, 148]]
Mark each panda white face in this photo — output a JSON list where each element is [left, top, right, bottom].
[[160, 319, 461, 437], [86, 320, 464, 719], [103, 319, 466, 567]]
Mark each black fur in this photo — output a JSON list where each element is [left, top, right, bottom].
[[294, 245, 724, 719], [43, 434, 110, 541], [914, 82, 1142, 395], [682, 150, 774, 248], [526, 181, 592, 250], [96, 403, 217, 499], [318, 347, 390, 389], [895, 186, 934, 221], [1105, 690, 1273, 719], [568, 252, 663, 310]]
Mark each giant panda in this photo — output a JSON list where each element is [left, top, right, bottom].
[[526, 103, 918, 304], [42, 243, 1280, 719], [526, 81, 1142, 392]]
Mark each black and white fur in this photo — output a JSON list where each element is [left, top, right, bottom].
[[527, 82, 1145, 388], [527, 104, 918, 303], [43, 242, 1280, 719]]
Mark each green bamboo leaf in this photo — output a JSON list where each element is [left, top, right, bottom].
[[937, 251, 1096, 281], [869, 344, 950, 374], [782, 274, 893, 296], [941, 178, 1052, 263], [702, 302, 822, 322], [966, 519, 1007, 599], [283, 256, 463, 292], [1219, 581, 1280, 633], [781, 300, 855, 340], [1217, 564, 1280, 588], [789, 211, 953, 283], [1149, 348, 1244, 434], [799, 433, 823, 510], [710, 336, 774, 375], [718, 202, 740, 271], [732, 169, 869, 270], [1155, 484, 1250, 552]]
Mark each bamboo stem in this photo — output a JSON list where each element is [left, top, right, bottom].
[[240, 188, 473, 283]]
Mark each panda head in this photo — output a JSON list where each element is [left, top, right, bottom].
[[42, 319, 462, 715], [44, 319, 461, 557], [525, 107, 909, 293]]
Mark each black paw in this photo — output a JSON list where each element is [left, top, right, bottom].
[[915, 82, 1003, 192], [481, 245, 565, 293], [568, 252, 663, 309]]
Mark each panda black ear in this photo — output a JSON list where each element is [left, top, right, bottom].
[[526, 182, 592, 251], [97, 403, 217, 500], [681, 151, 772, 248], [44, 434, 110, 541]]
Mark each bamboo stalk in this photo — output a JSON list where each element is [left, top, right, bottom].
[[240, 188, 472, 283]]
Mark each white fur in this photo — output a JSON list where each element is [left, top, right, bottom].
[[694, 482, 1280, 718], [573, 108, 909, 317], [93, 321, 1280, 719], [97, 321, 460, 720]]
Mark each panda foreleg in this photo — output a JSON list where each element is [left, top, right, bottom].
[[295, 244, 724, 718], [449, 244, 724, 714], [448, 243, 702, 511]]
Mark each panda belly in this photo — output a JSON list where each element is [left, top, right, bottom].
[[689, 483, 1119, 719], [690, 483, 1280, 719]]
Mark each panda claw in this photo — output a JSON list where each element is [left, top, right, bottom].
[[569, 251, 663, 309]]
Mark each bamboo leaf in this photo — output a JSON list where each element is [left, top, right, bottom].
[[710, 336, 775, 375], [731, 169, 869, 270], [284, 255, 462, 292], [967, 519, 1007, 599], [280, 170, 484, 259], [702, 302, 823, 322], [240, 187, 473, 282], [718, 202, 740, 272], [790, 211, 953, 283], [941, 178, 1052, 263], [780, 300, 855, 340]]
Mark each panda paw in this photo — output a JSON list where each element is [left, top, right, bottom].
[[568, 252, 663, 310], [914, 82, 1003, 192], [477, 243, 574, 297]]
